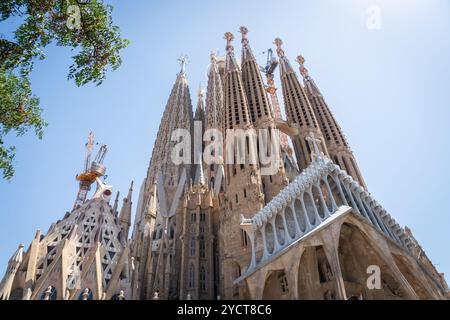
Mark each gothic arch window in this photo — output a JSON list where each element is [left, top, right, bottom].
[[40, 286, 57, 300], [169, 222, 175, 239], [158, 228, 163, 239], [189, 236, 196, 256], [78, 288, 93, 300], [200, 236, 206, 259], [232, 263, 241, 297], [200, 266, 206, 291], [188, 264, 195, 289], [243, 188, 247, 198], [246, 136, 250, 155], [241, 229, 248, 247]]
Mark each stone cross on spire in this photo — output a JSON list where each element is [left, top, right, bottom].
[[177, 55, 189, 74], [273, 38, 285, 57], [224, 32, 234, 54], [239, 26, 249, 45], [305, 132, 324, 161], [296, 55, 310, 79]]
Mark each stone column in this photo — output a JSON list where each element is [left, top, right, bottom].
[[321, 223, 347, 300], [244, 271, 265, 300]]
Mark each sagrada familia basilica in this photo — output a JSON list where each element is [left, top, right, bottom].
[[0, 27, 448, 300]]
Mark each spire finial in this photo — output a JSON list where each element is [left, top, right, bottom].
[[8, 243, 24, 264], [178, 55, 189, 74], [129, 180, 134, 192], [239, 26, 249, 45], [224, 32, 234, 54], [197, 83, 205, 98], [112, 191, 120, 214], [296, 54, 309, 78], [273, 38, 285, 57]]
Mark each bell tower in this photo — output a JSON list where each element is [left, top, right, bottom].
[[296, 55, 367, 188], [221, 31, 265, 299], [239, 26, 288, 203], [274, 38, 328, 171]]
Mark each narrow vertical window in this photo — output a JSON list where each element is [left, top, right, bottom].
[[200, 266, 206, 291], [188, 264, 195, 288], [241, 229, 248, 247], [200, 236, 206, 258], [189, 236, 196, 256]]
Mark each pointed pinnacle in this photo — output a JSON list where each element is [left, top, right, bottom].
[[274, 38, 285, 57]]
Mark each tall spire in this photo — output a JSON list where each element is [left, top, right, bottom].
[[296, 55, 320, 95], [273, 38, 295, 75], [205, 50, 225, 190], [112, 191, 120, 215], [0, 244, 24, 300], [144, 58, 193, 191], [239, 26, 256, 63], [220, 31, 265, 299], [264, 71, 289, 149], [205, 50, 224, 131], [295, 54, 367, 188], [239, 26, 287, 202], [131, 59, 193, 300], [240, 26, 273, 123], [274, 37, 328, 171], [119, 181, 133, 238], [194, 84, 205, 122], [224, 32, 240, 72], [223, 32, 251, 129]]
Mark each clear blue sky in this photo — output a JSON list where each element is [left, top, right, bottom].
[[1, 0, 449, 281]]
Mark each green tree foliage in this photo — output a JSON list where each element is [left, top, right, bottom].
[[0, 0, 129, 180]]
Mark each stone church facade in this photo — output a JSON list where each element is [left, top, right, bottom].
[[1, 27, 448, 300]]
